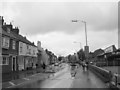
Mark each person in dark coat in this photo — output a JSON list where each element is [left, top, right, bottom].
[[86, 61, 89, 71], [42, 63, 46, 70], [82, 61, 85, 71]]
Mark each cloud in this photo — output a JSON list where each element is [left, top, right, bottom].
[[26, 29, 118, 56], [1, 1, 118, 56], [2, 2, 118, 35]]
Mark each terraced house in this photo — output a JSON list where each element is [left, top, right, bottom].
[[18, 38, 38, 71], [0, 17, 2, 67], [1, 17, 19, 73], [0, 17, 38, 73]]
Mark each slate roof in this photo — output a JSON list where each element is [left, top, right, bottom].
[[2, 24, 36, 47], [12, 32, 36, 47], [2, 28, 16, 39]]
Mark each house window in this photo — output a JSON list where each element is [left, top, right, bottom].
[[12, 40, 16, 49], [20, 42, 23, 53], [29, 48, 31, 54], [2, 56, 9, 65], [2, 37, 9, 49], [27, 45, 29, 50], [26, 45, 30, 54], [33, 50, 35, 55]]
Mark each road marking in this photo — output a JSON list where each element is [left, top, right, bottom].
[[23, 78, 30, 80], [9, 82, 15, 86], [7, 67, 67, 88]]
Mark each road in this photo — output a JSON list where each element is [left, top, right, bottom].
[[10, 64, 108, 88]]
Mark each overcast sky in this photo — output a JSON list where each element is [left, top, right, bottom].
[[0, 0, 119, 56]]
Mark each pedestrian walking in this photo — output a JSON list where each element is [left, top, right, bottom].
[[86, 61, 89, 71], [82, 62, 85, 71], [74, 65, 77, 77], [70, 64, 77, 77], [42, 63, 46, 72]]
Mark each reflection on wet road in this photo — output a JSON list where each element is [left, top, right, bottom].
[[12, 64, 108, 88]]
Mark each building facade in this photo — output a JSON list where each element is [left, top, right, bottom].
[[0, 17, 2, 65], [96, 45, 118, 66], [1, 17, 38, 73], [37, 41, 49, 66], [1, 19, 19, 73], [18, 40, 38, 70], [0, 17, 2, 78]]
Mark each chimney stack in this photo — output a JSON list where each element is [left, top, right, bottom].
[[0, 16, 4, 26], [12, 27, 19, 34]]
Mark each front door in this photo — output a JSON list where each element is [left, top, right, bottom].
[[12, 56, 16, 71]]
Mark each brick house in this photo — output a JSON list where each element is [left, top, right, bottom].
[[1, 17, 38, 73], [1, 18, 19, 73], [12, 29, 38, 71]]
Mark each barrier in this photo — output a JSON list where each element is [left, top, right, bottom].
[[89, 65, 120, 89]]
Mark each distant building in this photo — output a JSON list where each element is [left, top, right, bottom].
[[93, 48, 104, 58], [104, 45, 116, 60], [37, 41, 49, 66], [93, 48, 104, 63], [69, 54, 77, 63], [97, 45, 117, 66], [88, 52, 94, 61], [104, 45, 116, 54]]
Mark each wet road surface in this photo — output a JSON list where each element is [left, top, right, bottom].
[[11, 64, 109, 88]]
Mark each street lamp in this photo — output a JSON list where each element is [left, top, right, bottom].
[[72, 19, 89, 61], [73, 41, 82, 49], [72, 20, 88, 46], [73, 41, 82, 62]]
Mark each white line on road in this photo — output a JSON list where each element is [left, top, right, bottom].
[[9, 82, 15, 86]]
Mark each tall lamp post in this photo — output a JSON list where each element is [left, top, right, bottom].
[[73, 41, 82, 49], [73, 41, 82, 62], [72, 20, 89, 61]]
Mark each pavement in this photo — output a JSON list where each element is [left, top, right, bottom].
[[6, 64, 110, 89], [1, 63, 66, 89], [1, 67, 44, 83]]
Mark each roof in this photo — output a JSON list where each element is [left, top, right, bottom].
[[2, 29, 16, 39], [2, 24, 36, 47], [97, 53, 105, 57], [104, 45, 117, 53], [108, 53, 120, 58], [12, 32, 36, 47], [116, 48, 120, 52]]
